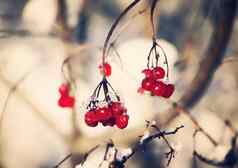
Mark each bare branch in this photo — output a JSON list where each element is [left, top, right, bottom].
[[179, 0, 237, 108]]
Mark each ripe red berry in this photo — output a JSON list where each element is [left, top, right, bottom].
[[95, 107, 112, 121], [142, 69, 153, 78], [151, 81, 166, 96], [59, 83, 69, 96], [102, 117, 116, 127], [153, 66, 165, 79], [141, 78, 155, 91], [85, 111, 98, 127], [162, 84, 175, 98], [99, 63, 112, 77], [116, 114, 129, 129], [110, 102, 126, 116], [58, 96, 75, 108]]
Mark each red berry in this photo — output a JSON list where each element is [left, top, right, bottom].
[[151, 81, 166, 96], [162, 84, 175, 98], [110, 102, 126, 116], [85, 111, 98, 127], [141, 78, 155, 91], [116, 114, 129, 129], [99, 63, 112, 77], [142, 69, 153, 78], [153, 66, 165, 79], [95, 107, 112, 121], [58, 95, 75, 108], [102, 117, 116, 127], [59, 83, 69, 96]]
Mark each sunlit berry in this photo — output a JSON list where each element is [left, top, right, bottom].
[[95, 107, 112, 121], [141, 78, 155, 91], [162, 84, 175, 98], [99, 63, 112, 77], [153, 66, 165, 79], [151, 81, 166, 96], [85, 111, 98, 127], [116, 114, 129, 129], [58, 96, 75, 108], [142, 68, 153, 78], [59, 83, 69, 96]]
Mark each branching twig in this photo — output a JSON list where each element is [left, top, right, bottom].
[[193, 120, 238, 167], [119, 125, 184, 166], [54, 124, 183, 168]]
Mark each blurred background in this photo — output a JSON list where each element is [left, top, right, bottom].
[[0, 0, 238, 168]]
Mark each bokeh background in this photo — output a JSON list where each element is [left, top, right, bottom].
[[0, 0, 238, 168]]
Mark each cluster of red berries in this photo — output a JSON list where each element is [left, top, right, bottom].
[[85, 101, 129, 129], [140, 66, 174, 98], [99, 62, 112, 77], [58, 83, 75, 108]]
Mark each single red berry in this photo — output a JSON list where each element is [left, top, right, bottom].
[[151, 81, 166, 96], [110, 102, 126, 116], [58, 95, 75, 108], [95, 107, 112, 121], [59, 83, 69, 96], [99, 63, 112, 77], [142, 68, 153, 78], [85, 110, 98, 127], [162, 84, 175, 98], [116, 114, 129, 129], [102, 117, 116, 127], [141, 78, 155, 91], [152, 66, 165, 79]]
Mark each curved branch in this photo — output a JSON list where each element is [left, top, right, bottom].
[[179, 0, 237, 108], [102, 0, 142, 65]]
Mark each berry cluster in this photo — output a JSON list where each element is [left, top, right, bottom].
[[140, 67, 174, 98], [58, 83, 75, 108], [99, 62, 112, 77], [85, 101, 129, 129], [139, 40, 175, 98], [84, 78, 129, 129]]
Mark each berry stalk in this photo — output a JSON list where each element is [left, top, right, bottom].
[[101, 0, 142, 77]]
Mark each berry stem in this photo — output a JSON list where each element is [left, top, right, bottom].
[[101, 0, 142, 76], [102, 77, 110, 102], [155, 42, 169, 79], [150, 0, 159, 39]]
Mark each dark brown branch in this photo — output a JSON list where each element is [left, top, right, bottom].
[[120, 125, 184, 165], [179, 0, 237, 108], [57, 0, 68, 30]]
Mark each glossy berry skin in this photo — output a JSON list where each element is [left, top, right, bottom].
[[142, 69, 153, 78], [152, 66, 165, 79], [141, 78, 155, 91], [95, 107, 112, 121], [163, 84, 175, 98], [110, 102, 126, 116], [59, 83, 69, 96], [152, 81, 166, 96], [99, 63, 112, 77], [116, 114, 129, 129], [58, 96, 75, 108], [85, 111, 98, 127]]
